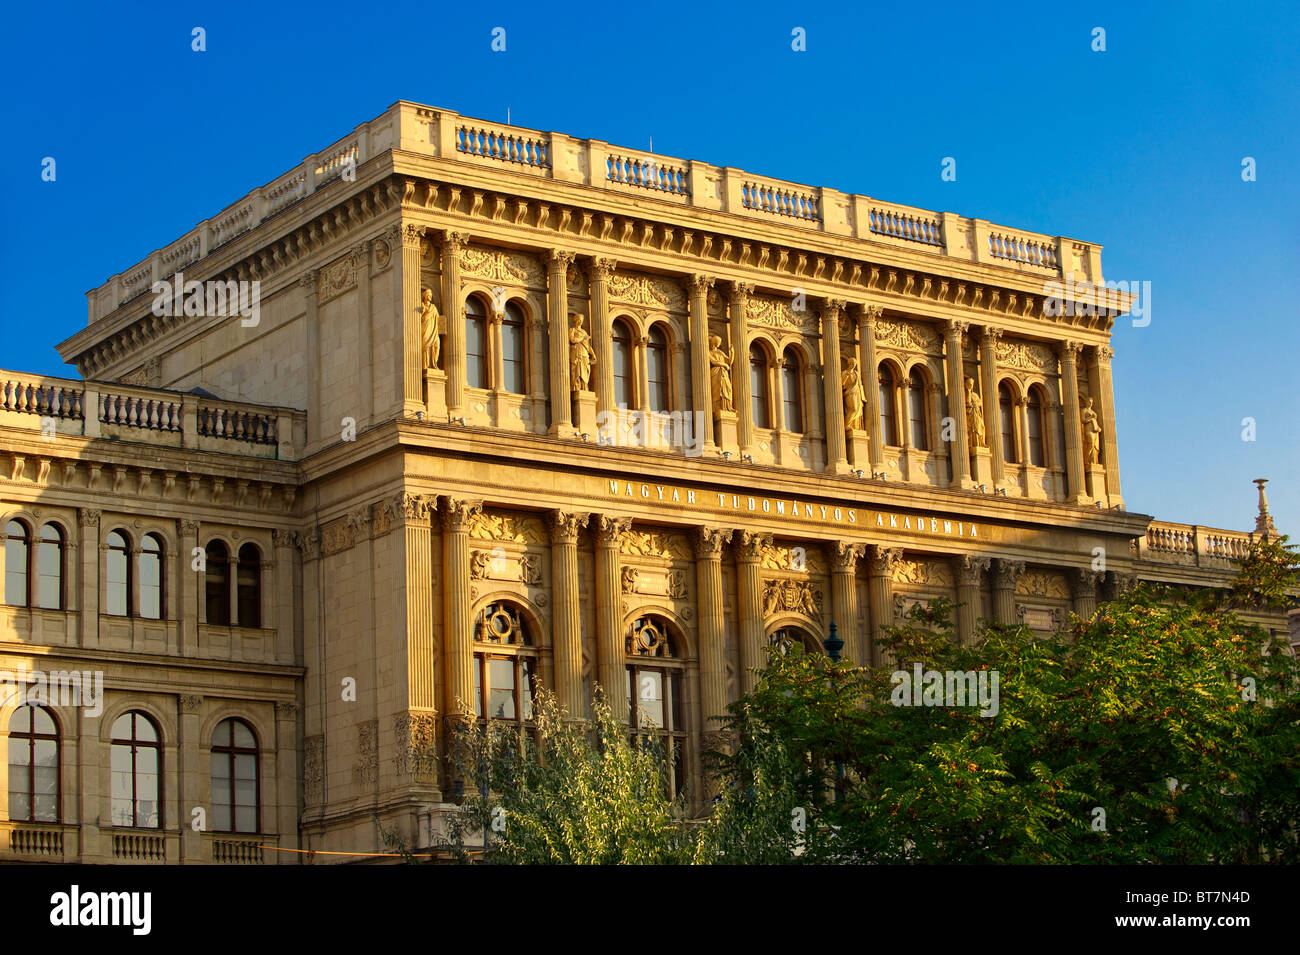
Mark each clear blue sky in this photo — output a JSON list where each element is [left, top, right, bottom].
[[2, 1, 1296, 535]]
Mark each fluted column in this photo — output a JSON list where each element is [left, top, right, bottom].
[[695, 527, 731, 740], [980, 327, 1004, 487], [441, 231, 468, 417], [822, 299, 850, 473], [1058, 341, 1086, 503], [593, 514, 631, 720], [547, 250, 576, 436], [688, 275, 716, 451], [548, 510, 587, 720], [830, 542, 864, 664], [272, 528, 295, 664], [440, 496, 481, 721], [866, 546, 901, 666], [387, 495, 437, 716], [856, 304, 884, 472], [401, 225, 426, 418], [944, 320, 974, 488], [734, 530, 769, 694], [1072, 569, 1101, 619], [1093, 345, 1123, 505], [992, 559, 1024, 625], [590, 258, 617, 414], [729, 282, 754, 452], [953, 555, 989, 646]]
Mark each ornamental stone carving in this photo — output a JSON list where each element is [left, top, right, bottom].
[[708, 335, 735, 413], [594, 515, 633, 546], [842, 359, 866, 431], [1016, 570, 1071, 599], [354, 719, 378, 786], [304, 736, 324, 807], [568, 314, 595, 392], [996, 339, 1055, 373], [548, 510, 587, 544], [460, 245, 542, 286], [394, 711, 438, 782], [894, 557, 954, 588], [954, 555, 990, 587], [420, 287, 442, 370], [1080, 397, 1102, 465], [466, 511, 544, 543], [964, 377, 987, 449], [831, 541, 864, 572], [761, 577, 823, 619], [993, 559, 1026, 589], [694, 527, 731, 559], [876, 318, 940, 353], [736, 530, 772, 562], [608, 272, 683, 310]]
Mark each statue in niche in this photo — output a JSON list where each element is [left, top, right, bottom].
[[568, 314, 596, 392], [420, 288, 441, 370], [842, 358, 865, 431], [964, 377, 987, 449], [708, 335, 735, 413], [1080, 397, 1102, 464]]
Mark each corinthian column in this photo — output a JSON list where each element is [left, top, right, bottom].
[[856, 304, 884, 473], [590, 258, 618, 415], [547, 250, 576, 436], [1058, 342, 1086, 503], [389, 495, 437, 712], [695, 527, 732, 737], [688, 275, 716, 452], [822, 299, 850, 474], [593, 514, 631, 720], [953, 555, 989, 646], [944, 320, 974, 488], [548, 510, 588, 720], [1072, 568, 1101, 619], [830, 542, 864, 664], [980, 327, 1004, 488], [401, 225, 426, 418], [992, 559, 1024, 625], [440, 496, 482, 721], [734, 530, 769, 694], [1092, 345, 1123, 506], [441, 231, 469, 417], [728, 282, 754, 453], [866, 545, 901, 666]]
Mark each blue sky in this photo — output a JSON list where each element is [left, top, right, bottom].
[[2, 0, 1296, 534]]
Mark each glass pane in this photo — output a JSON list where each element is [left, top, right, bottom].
[[212, 802, 232, 833], [140, 550, 161, 619], [9, 792, 29, 820], [31, 706, 55, 735], [111, 714, 132, 739], [613, 332, 631, 408], [235, 804, 257, 833], [647, 340, 667, 413], [488, 658, 515, 719], [232, 720, 255, 749], [9, 738, 30, 774], [909, 378, 928, 450], [466, 317, 487, 389], [106, 548, 127, 616], [9, 705, 31, 735], [635, 670, 664, 729], [878, 373, 896, 446], [234, 753, 256, 783], [1027, 397, 1045, 467], [521, 658, 535, 721], [110, 744, 133, 827], [37, 539, 60, 609], [750, 355, 769, 429], [1000, 397, 1017, 463], [782, 364, 802, 432], [502, 320, 525, 394], [474, 659, 483, 718], [34, 793, 57, 822], [135, 715, 157, 743], [4, 535, 26, 606]]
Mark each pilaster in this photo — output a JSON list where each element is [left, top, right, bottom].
[[590, 258, 617, 415], [830, 541, 864, 664], [593, 514, 631, 720], [548, 509, 588, 719], [992, 559, 1025, 624], [400, 224, 426, 418], [734, 530, 769, 694], [689, 275, 716, 452], [1058, 342, 1087, 504], [439, 496, 480, 720], [547, 250, 576, 435], [440, 231, 469, 417], [953, 555, 989, 646], [728, 282, 754, 453], [944, 320, 974, 488], [822, 299, 850, 474], [979, 326, 1004, 489], [866, 545, 901, 666]]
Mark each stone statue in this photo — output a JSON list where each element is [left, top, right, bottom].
[[568, 314, 595, 392], [708, 335, 735, 413], [964, 377, 987, 449], [1080, 397, 1102, 464], [842, 358, 865, 431], [420, 288, 441, 370]]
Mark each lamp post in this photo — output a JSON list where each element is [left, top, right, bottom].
[[822, 622, 845, 804]]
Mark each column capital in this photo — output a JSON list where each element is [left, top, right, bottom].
[[547, 509, 588, 544], [694, 526, 732, 559], [867, 544, 903, 576], [387, 492, 437, 526], [590, 257, 618, 280], [830, 540, 864, 572], [993, 558, 1026, 588], [954, 554, 990, 586], [74, 508, 99, 528], [1059, 340, 1083, 361], [299, 270, 319, 293], [823, 297, 847, 316], [438, 496, 481, 531], [689, 273, 715, 294], [859, 303, 883, 325], [728, 280, 754, 301], [980, 325, 1003, 345], [1096, 344, 1115, 362], [441, 230, 469, 252], [945, 318, 969, 339], [402, 223, 426, 249], [272, 528, 295, 548], [547, 248, 576, 270], [593, 514, 632, 546], [1072, 567, 1104, 594], [735, 529, 771, 562]]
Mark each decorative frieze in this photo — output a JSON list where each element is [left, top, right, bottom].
[[393, 711, 438, 782], [608, 272, 684, 310], [461, 245, 543, 287], [997, 339, 1057, 373], [876, 318, 941, 353], [619, 528, 692, 561], [893, 557, 954, 588], [1015, 570, 1071, 599], [353, 719, 378, 786]]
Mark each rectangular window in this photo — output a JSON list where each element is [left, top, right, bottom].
[[466, 318, 488, 389], [5, 538, 25, 605], [106, 548, 128, 617], [37, 540, 60, 610]]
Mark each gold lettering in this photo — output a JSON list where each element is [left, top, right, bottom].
[[687, 490, 696, 504], [609, 480, 620, 494], [943, 521, 951, 534], [848, 510, 856, 524], [834, 508, 842, 521]]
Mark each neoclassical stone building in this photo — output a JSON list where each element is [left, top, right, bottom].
[[0, 101, 1287, 863]]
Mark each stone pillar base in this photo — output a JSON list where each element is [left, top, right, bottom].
[[1085, 463, 1106, 503], [574, 391, 599, 442], [971, 448, 993, 488], [714, 411, 739, 456], [424, 369, 447, 422], [847, 430, 871, 472]]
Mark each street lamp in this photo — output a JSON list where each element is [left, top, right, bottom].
[[822, 622, 845, 804]]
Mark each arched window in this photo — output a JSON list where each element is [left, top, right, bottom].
[[210, 718, 259, 834], [1026, 388, 1046, 467], [908, 369, 929, 451], [771, 626, 822, 655], [646, 325, 670, 414], [106, 530, 131, 617], [878, 365, 898, 447], [110, 711, 161, 829], [998, 382, 1018, 464], [501, 300, 526, 395], [8, 705, 58, 823], [473, 602, 537, 729], [35, 524, 64, 610], [625, 615, 687, 799], [237, 544, 261, 628], [750, 343, 770, 429], [140, 534, 163, 620], [612, 319, 634, 408], [465, 296, 489, 390], [781, 348, 803, 433], [4, 520, 30, 606], [205, 540, 231, 626]]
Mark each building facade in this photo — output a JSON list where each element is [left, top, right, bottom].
[[0, 101, 1287, 863]]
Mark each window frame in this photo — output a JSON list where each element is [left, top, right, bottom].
[[7, 704, 60, 823], [878, 364, 899, 448], [464, 294, 490, 391], [105, 529, 132, 617], [624, 615, 688, 801], [139, 533, 164, 620], [781, 348, 804, 434], [4, 519, 31, 607], [236, 543, 261, 629], [110, 711, 163, 830], [998, 381, 1019, 464], [749, 341, 771, 430], [205, 540, 231, 626], [210, 717, 260, 834], [500, 299, 528, 396], [907, 368, 930, 451]]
